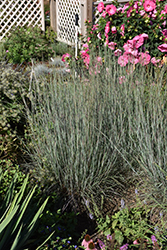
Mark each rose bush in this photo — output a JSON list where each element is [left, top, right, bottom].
[[78, 0, 167, 70]]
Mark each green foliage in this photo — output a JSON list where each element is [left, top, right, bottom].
[[45, 27, 57, 44], [0, 42, 6, 60], [23, 52, 133, 213], [0, 173, 48, 250], [4, 25, 54, 64], [0, 159, 25, 201], [51, 41, 74, 57], [0, 62, 28, 159]]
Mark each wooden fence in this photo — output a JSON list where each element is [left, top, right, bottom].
[[0, 0, 45, 41], [50, 0, 130, 46]]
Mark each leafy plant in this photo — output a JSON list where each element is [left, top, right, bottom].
[[0, 159, 25, 201], [0, 62, 29, 159], [4, 25, 54, 64], [0, 172, 48, 250]]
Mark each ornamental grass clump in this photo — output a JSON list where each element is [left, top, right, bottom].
[[23, 50, 138, 213], [24, 46, 167, 215]]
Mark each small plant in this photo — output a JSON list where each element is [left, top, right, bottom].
[[0, 173, 48, 250], [4, 25, 54, 63]]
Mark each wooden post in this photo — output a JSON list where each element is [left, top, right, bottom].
[[50, 0, 57, 33], [41, 0, 45, 31]]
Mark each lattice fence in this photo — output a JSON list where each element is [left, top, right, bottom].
[[0, 0, 44, 41], [56, 0, 82, 46]]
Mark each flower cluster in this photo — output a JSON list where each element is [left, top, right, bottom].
[[83, 0, 167, 69]]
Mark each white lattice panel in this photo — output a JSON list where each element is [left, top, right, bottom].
[[57, 0, 81, 46], [0, 0, 44, 41]]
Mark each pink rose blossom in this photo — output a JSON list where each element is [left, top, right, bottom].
[[87, 37, 91, 42], [114, 49, 122, 56], [143, 0, 156, 12], [133, 35, 144, 48], [111, 26, 117, 34], [105, 21, 110, 34], [139, 10, 146, 16], [118, 53, 129, 66], [122, 3, 129, 13], [83, 43, 89, 49], [106, 4, 117, 15], [165, 5, 167, 13], [151, 57, 161, 66], [102, 11, 107, 18], [97, 2, 105, 13], [158, 44, 167, 52], [61, 53, 71, 62], [108, 41, 117, 50], [138, 52, 151, 65]]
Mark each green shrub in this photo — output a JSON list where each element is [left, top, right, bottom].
[[4, 25, 54, 64], [0, 159, 25, 201], [0, 62, 29, 159]]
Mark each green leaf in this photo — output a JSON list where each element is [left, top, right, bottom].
[[112, 219, 118, 229], [115, 230, 124, 245]]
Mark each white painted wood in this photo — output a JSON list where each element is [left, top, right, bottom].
[[0, 0, 45, 41]]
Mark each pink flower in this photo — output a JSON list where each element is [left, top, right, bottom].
[[158, 44, 167, 52], [102, 11, 107, 18], [118, 53, 129, 66], [162, 29, 167, 40], [120, 243, 129, 250], [143, 0, 156, 12], [6, 50, 9, 53], [92, 24, 98, 30], [133, 239, 139, 245], [151, 57, 161, 66], [127, 53, 139, 64], [106, 4, 117, 15], [96, 56, 102, 63], [122, 3, 129, 13], [111, 26, 117, 34], [140, 33, 149, 40], [151, 235, 157, 246], [133, 35, 144, 48], [108, 42, 117, 50], [87, 37, 91, 42], [85, 242, 97, 250], [97, 239, 105, 250], [105, 21, 110, 34], [107, 234, 112, 241], [139, 10, 146, 16], [138, 52, 151, 65], [97, 2, 105, 13], [62, 53, 71, 62], [83, 43, 89, 49], [82, 235, 92, 248], [114, 49, 122, 56], [165, 5, 167, 13]]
